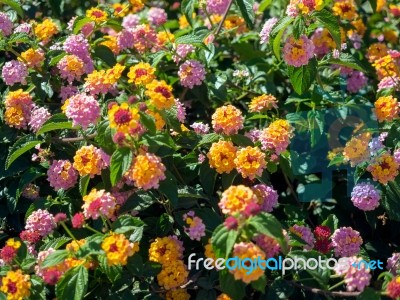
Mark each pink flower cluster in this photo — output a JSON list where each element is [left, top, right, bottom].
[[290, 224, 315, 250], [260, 18, 278, 44], [283, 35, 315, 67], [347, 71, 368, 93], [1, 60, 28, 86], [183, 211, 206, 241], [173, 44, 195, 64], [387, 252, 400, 275], [251, 184, 279, 212], [29, 106, 51, 133], [331, 227, 363, 257], [351, 183, 380, 211], [64, 93, 101, 129], [82, 189, 117, 220], [0, 12, 13, 36], [178, 60, 206, 89], [147, 7, 167, 26], [63, 34, 94, 73], [335, 257, 371, 292], [254, 234, 280, 258], [47, 160, 79, 191], [206, 0, 230, 14], [190, 122, 210, 134], [57, 55, 86, 83], [25, 209, 56, 237]]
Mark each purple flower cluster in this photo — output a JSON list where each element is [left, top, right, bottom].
[[1, 60, 28, 86], [260, 18, 278, 44], [290, 224, 315, 250], [206, 0, 230, 14], [351, 183, 380, 211], [178, 60, 206, 89], [190, 122, 210, 134], [331, 227, 363, 257], [63, 34, 94, 73], [29, 106, 51, 133], [251, 184, 279, 212], [0, 12, 13, 36], [25, 209, 56, 237], [64, 93, 101, 129], [148, 7, 167, 26]]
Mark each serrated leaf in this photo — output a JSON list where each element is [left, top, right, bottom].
[[41, 250, 69, 269], [36, 113, 74, 135], [79, 175, 90, 196], [181, 0, 195, 27], [110, 147, 133, 186], [231, 134, 254, 147], [288, 58, 317, 95], [41, 237, 72, 251], [56, 265, 88, 300], [6, 135, 42, 169], [235, 0, 255, 29], [175, 34, 208, 50], [211, 224, 238, 259], [139, 112, 156, 135], [326, 53, 367, 73], [292, 16, 305, 39], [312, 9, 341, 49], [93, 45, 116, 67]]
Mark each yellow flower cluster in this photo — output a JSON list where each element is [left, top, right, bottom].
[[374, 96, 399, 122], [85, 64, 125, 93], [219, 185, 258, 215], [207, 141, 237, 174], [217, 294, 233, 300], [234, 146, 266, 180], [100, 35, 120, 55], [129, 0, 145, 12], [86, 8, 108, 23], [157, 31, 175, 46], [101, 233, 139, 266], [165, 289, 191, 300], [260, 119, 294, 155], [66, 239, 86, 253], [6, 238, 21, 250], [367, 43, 388, 62], [125, 152, 166, 190], [128, 62, 156, 85], [149, 236, 188, 290], [211, 105, 244, 135], [20, 48, 44, 68], [145, 80, 175, 110], [0, 270, 31, 300], [224, 16, 247, 34], [108, 102, 141, 135], [4, 89, 33, 129], [34, 19, 59, 44], [204, 239, 217, 262], [332, 0, 357, 20], [249, 94, 278, 113], [73, 145, 104, 177], [372, 55, 399, 79], [367, 152, 399, 184], [229, 242, 266, 283], [343, 132, 371, 167]]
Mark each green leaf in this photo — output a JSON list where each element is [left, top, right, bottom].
[[175, 34, 208, 50], [235, 0, 255, 29], [199, 162, 217, 196], [41, 250, 69, 269], [326, 53, 368, 73], [49, 52, 66, 66], [181, 0, 195, 27], [110, 147, 133, 186], [219, 269, 246, 300], [288, 58, 317, 95], [6, 135, 42, 170], [328, 154, 345, 167], [56, 265, 88, 300], [292, 16, 305, 39], [198, 133, 220, 146], [321, 214, 339, 233], [139, 112, 156, 135], [36, 113, 74, 135], [231, 134, 254, 147], [267, 279, 295, 300], [99, 256, 122, 283], [269, 16, 293, 60], [159, 170, 179, 207], [73, 16, 93, 35], [48, 0, 64, 16], [382, 182, 400, 221], [41, 237, 72, 251], [211, 224, 238, 259], [79, 175, 90, 196], [251, 275, 267, 293], [8, 32, 31, 44], [0, 0, 23, 17], [93, 45, 116, 67], [307, 110, 324, 148], [258, 0, 273, 11], [246, 212, 288, 254], [16, 168, 44, 199], [312, 9, 341, 48]]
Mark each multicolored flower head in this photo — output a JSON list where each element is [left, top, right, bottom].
[[249, 94, 278, 113], [229, 242, 266, 283], [157, 260, 189, 290], [283, 35, 315, 67], [25, 209, 56, 237], [47, 160, 78, 191], [207, 141, 237, 174], [387, 252, 400, 275], [86, 7, 108, 23], [73, 145, 109, 177], [0, 12, 13, 36], [101, 233, 139, 266], [4, 89, 34, 129], [254, 234, 280, 258], [127, 62, 156, 85], [251, 184, 279, 212], [57, 55, 85, 83], [34, 19, 59, 44], [290, 224, 315, 250], [260, 119, 294, 155], [178, 60, 206, 89], [343, 132, 371, 167], [63, 94, 100, 129], [2, 60, 28, 86], [0, 270, 31, 300], [82, 188, 118, 220], [149, 236, 184, 264], [183, 211, 206, 241], [29, 106, 51, 133], [145, 80, 175, 109], [20, 48, 45, 68], [125, 152, 166, 190], [331, 227, 363, 257], [374, 96, 399, 122], [219, 185, 258, 215], [108, 102, 141, 135], [234, 146, 266, 180], [212, 105, 244, 135], [367, 152, 399, 184], [351, 183, 381, 211], [387, 276, 400, 299]]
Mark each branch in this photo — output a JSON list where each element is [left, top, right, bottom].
[[53, 133, 97, 143], [288, 280, 361, 297], [214, 0, 234, 36]]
